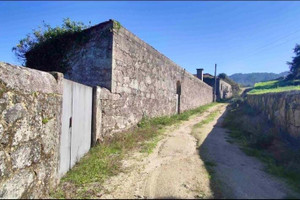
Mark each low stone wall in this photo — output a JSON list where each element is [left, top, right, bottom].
[[247, 91, 300, 138], [0, 62, 63, 198]]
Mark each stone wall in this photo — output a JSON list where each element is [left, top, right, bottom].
[[247, 91, 300, 138], [34, 20, 213, 140], [218, 79, 232, 99], [99, 23, 213, 136], [65, 21, 113, 90], [0, 62, 63, 198]]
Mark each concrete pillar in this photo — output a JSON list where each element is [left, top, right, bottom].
[[196, 68, 204, 81], [92, 86, 102, 146]]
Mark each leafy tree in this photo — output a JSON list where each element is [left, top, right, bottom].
[[12, 18, 91, 73], [218, 73, 228, 79], [287, 44, 300, 79]]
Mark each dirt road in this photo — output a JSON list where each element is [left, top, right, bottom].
[[100, 103, 295, 199], [199, 106, 296, 199]]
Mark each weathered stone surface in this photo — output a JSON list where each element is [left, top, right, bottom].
[[4, 103, 26, 124], [100, 23, 213, 137], [0, 124, 3, 140], [0, 62, 63, 95], [12, 118, 37, 146], [0, 62, 63, 198], [65, 21, 113, 90], [247, 91, 300, 138], [11, 144, 32, 169], [0, 151, 7, 178], [0, 169, 34, 199]]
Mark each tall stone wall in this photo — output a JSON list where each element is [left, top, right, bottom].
[[0, 62, 63, 198], [247, 91, 300, 138], [65, 21, 113, 90], [34, 20, 213, 140], [99, 24, 213, 136]]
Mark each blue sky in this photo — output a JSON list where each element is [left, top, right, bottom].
[[1, 1, 300, 76]]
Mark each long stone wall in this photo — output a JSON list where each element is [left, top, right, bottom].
[[247, 91, 300, 138], [32, 19, 213, 140], [0, 62, 63, 198], [99, 23, 213, 136]]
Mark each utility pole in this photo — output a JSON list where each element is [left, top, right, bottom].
[[213, 64, 217, 102]]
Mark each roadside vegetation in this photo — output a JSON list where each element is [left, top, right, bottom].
[[51, 102, 218, 199], [223, 99, 300, 195], [248, 79, 300, 95]]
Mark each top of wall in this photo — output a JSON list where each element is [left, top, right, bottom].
[[0, 62, 63, 95], [116, 22, 212, 89], [89, 19, 212, 90]]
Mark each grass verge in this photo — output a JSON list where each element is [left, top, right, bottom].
[[223, 101, 300, 196], [51, 102, 218, 199], [248, 79, 300, 95]]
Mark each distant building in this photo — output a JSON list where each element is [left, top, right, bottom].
[[194, 69, 233, 100]]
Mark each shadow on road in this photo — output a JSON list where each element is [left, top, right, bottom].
[[196, 105, 297, 199], [196, 109, 232, 199]]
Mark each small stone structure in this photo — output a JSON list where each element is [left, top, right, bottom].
[[247, 91, 300, 138], [195, 71, 232, 100], [0, 62, 63, 198], [62, 19, 214, 140]]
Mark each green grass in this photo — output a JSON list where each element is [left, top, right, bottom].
[[42, 117, 50, 124], [191, 109, 220, 147], [193, 110, 219, 129], [51, 102, 218, 199], [204, 161, 217, 168], [248, 79, 300, 95]]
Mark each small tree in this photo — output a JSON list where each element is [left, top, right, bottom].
[[12, 18, 91, 73], [287, 44, 300, 79], [218, 73, 228, 79]]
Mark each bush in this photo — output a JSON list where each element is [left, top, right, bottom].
[[12, 18, 91, 73]]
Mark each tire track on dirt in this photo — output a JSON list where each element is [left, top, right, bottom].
[[100, 104, 225, 199]]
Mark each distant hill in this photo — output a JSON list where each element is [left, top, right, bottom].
[[229, 71, 290, 87]]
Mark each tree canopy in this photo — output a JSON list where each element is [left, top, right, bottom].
[[287, 44, 300, 79]]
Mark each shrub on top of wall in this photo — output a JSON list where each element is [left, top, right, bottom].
[[12, 18, 91, 74]]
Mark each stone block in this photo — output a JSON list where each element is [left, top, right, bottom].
[[0, 169, 34, 199], [4, 103, 26, 124]]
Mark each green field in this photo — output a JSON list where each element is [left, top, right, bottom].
[[248, 79, 300, 95]]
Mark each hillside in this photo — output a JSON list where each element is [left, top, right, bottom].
[[229, 71, 289, 87]]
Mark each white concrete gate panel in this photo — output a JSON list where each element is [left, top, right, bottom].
[[59, 79, 93, 177]]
